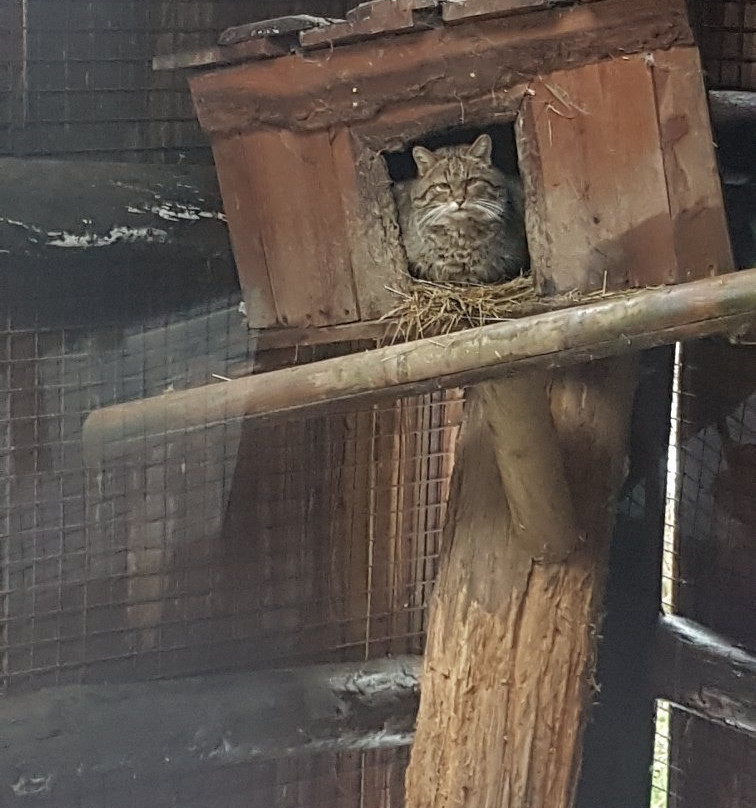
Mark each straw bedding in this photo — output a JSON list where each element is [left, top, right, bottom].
[[382, 274, 631, 342]]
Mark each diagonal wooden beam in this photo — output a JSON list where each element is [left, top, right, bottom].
[[652, 614, 756, 737], [82, 268, 756, 466]]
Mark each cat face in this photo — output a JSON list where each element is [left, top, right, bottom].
[[409, 134, 507, 227]]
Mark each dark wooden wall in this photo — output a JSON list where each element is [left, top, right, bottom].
[[687, 0, 755, 90]]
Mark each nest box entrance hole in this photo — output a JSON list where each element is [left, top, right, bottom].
[[380, 121, 529, 283]]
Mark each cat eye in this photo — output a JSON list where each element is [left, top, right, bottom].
[[468, 179, 495, 191], [433, 183, 452, 192]]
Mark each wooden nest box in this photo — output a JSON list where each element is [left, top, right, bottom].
[[156, 0, 732, 343]]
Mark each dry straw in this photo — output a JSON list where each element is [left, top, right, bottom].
[[382, 274, 629, 342]]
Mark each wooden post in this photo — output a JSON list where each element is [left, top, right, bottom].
[[404, 50, 733, 808]]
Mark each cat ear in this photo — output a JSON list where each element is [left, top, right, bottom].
[[412, 146, 437, 176], [468, 134, 493, 162]]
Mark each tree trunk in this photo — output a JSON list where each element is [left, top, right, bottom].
[[404, 358, 638, 806]]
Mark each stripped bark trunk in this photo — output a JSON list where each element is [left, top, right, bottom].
[[404, 358, 638, 806]]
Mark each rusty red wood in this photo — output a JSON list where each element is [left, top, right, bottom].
[[189, 0, 693, 135]]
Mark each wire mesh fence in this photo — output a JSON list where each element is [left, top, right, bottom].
[[0, 264, 462, 805], [0, 0, 350, 162], [691, 0, 756, 90], [650, 338, 756, 808], [1, 301, 463, 693]]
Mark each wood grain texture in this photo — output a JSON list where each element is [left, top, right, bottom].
[[0, 656, 421, 801], [189, 0, 692, 135], [153, 38, 290, 71], [330, 127, 408, 319], [299, 0, 421, 48], [235, 129, 358, 328], [518, 56, 678, 292], [653, 615, 756, 736], [441, 0, 572, 24], [518, 49, 735, 292], [404, 359, 639, 807], [651, 47, 734, 281], [474, 374, 580, 561], [210, 133, 278, 328], [219, 15, 331, 46]]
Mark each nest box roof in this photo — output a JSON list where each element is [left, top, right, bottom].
[[153, 0, 578, 71]]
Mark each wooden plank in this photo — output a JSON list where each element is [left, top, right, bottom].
[[653, 615, 756, 736], [81, 268, 756, 466], [330, 127, 408, 320], [351, 84, 528, 151], [237, 129, 359, 328], [153, 38, 289, 71], [441, 0, 573, 24], [517, 55, 679, 292], [0, 656, 421, 802], [210, 134, 278, 328], [651, 47, 735, 281], [245, 321, 392, 355], [299, 0, 431, 49], [218, 15, 333, 46], [190, 0, 693, 135]]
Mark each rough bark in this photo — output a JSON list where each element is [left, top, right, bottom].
[[404, 358, 639, 807]]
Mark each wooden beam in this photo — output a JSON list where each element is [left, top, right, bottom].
[[0, 157, 226, 261], [576, 348, 674, 807], [653, 615, 756, 737], [188, 0, 692, 135], [0, 157, 237, 329], [5, 617, 751, 802], [82, 268, 756, 466], [0, 656, 421, 801]]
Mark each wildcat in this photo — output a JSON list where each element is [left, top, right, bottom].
[[393, 134, 528, 284]]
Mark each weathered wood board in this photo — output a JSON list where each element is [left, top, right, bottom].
[[210, 134, 279, 328], [237, 129, 358, 328], [651, 47, 734, 280], [189, 0, 692, 135], [518, 50, 733, 291]]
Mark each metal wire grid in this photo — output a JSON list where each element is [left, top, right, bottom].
[[651, 342, 756, 808], [695, 0, 756, 90], [0, 1, 21, 155], [58, 748, 409, 808], [1, 0, 349, 162], [1, 303, 461, 694]]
